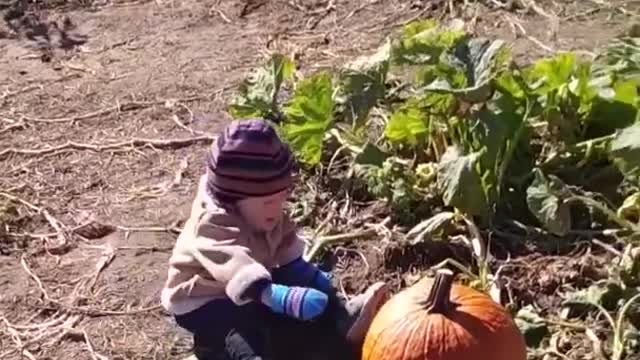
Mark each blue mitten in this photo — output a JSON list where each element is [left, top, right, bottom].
[[261, 283, 328, 321], [273, 257, 334, 294]]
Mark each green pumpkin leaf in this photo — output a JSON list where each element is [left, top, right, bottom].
[[473, 102, 523, 166], [340, 41, 391, 128], [526, 169, 572, 236], [384, 104, 429, 146], [597, 37, 640, 83], [568, 62, 599, 111], [586, 80, 638, 136], [613, 79, 638, 105], [420, 38, 510, 103], [354, 142, 388, 167], [281, 72, 334, 166], [514, 305, 549, 348], [229, 53, 295, 119], [280, 122, 328, 166], [391, 20, 466, 66], [420, 92, 457, 115], [527, 53, 576, 93], [610, 123, 640, 182], [563, 281, 626, 312], [495, 72, 527, 100], [436, 146, 489, 216]]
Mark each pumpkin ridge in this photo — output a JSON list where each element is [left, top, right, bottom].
[[369, 306, 431, 340], [399, 313, 425, 360], [384, 317, 417, 360], [366, 314, 417, 360], [361, 269, 527, 360]]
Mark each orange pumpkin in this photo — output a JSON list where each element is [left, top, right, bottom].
[[362, 269, 527, 360]]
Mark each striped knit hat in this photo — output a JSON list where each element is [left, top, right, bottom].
[[205, 119, 297, 204]]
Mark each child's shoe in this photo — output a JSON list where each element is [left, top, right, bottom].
[[334, 282, 390, 345]]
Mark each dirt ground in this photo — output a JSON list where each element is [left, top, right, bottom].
[[0, 0, 637, 359]]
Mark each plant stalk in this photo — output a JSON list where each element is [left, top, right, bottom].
[[566, 195, 640, 232], [424, 269, 455, 313], [430, 258, 478, 280], [497, 100, 531, 201], [612, 292, 640, 360], [303, 217, 391, 262], [539, 132, 616, 172]]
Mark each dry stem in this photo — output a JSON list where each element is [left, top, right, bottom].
[[0, 192, 71, 252], [0, 255, 124, 359], [19, 96, 205, 123], [505, 13, 555, 53], [0, 84, 42, 102], [342, 0, 381, 22], [211, 7, 232, 23], [304, 217, 391, 262], [0, 135, 216, 159], [0, 121, 26, 135], [124, 156, 190, 202]]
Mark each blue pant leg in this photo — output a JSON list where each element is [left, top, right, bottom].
[[175, 299, 272, 360]]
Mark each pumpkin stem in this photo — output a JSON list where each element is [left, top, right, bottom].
[[425, 269, 455, 313]]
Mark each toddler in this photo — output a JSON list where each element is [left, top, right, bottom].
[[160, 119, 389, 360]]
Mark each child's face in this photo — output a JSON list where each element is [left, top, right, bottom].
[[236, 189, 290, 232]]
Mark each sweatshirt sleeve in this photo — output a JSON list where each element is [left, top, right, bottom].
[[181, 212, 273, 306]]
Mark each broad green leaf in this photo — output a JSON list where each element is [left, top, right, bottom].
[[613, 79, 638, 105], [354, 143, 388, 167], [472, 102, 524, 168], [526, 169, 572, 236], [420, 92, 457, 115], [420, 38, 510, 103], [514, 305, 549, 348], [391, 20, 466, 66], [417, 61, 467, 90], [610, 123, 640, 181], [284, 72, 333, 124], [586, 80, 638, 136], [597, 37, 640, 83], [437, 146, 489, 216], [590, 74, 617, 100], [563, 281, 625, 312], [468, 99, 531, 207], [495, 72, 526, 100], [568, 62, 599, 114], [383, 92, 454, 147], [340, 41, 391, 128], [527, 53, 576, 93], [280, 122, 327, 166], [281, 72, 334, 166], [229, 53, 295, 119], [384, 104, 428, 146]]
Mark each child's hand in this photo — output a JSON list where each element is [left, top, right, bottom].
[[261, 283, 328, 321]]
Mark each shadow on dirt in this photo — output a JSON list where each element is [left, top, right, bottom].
[[1, 0, 88, 60]]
